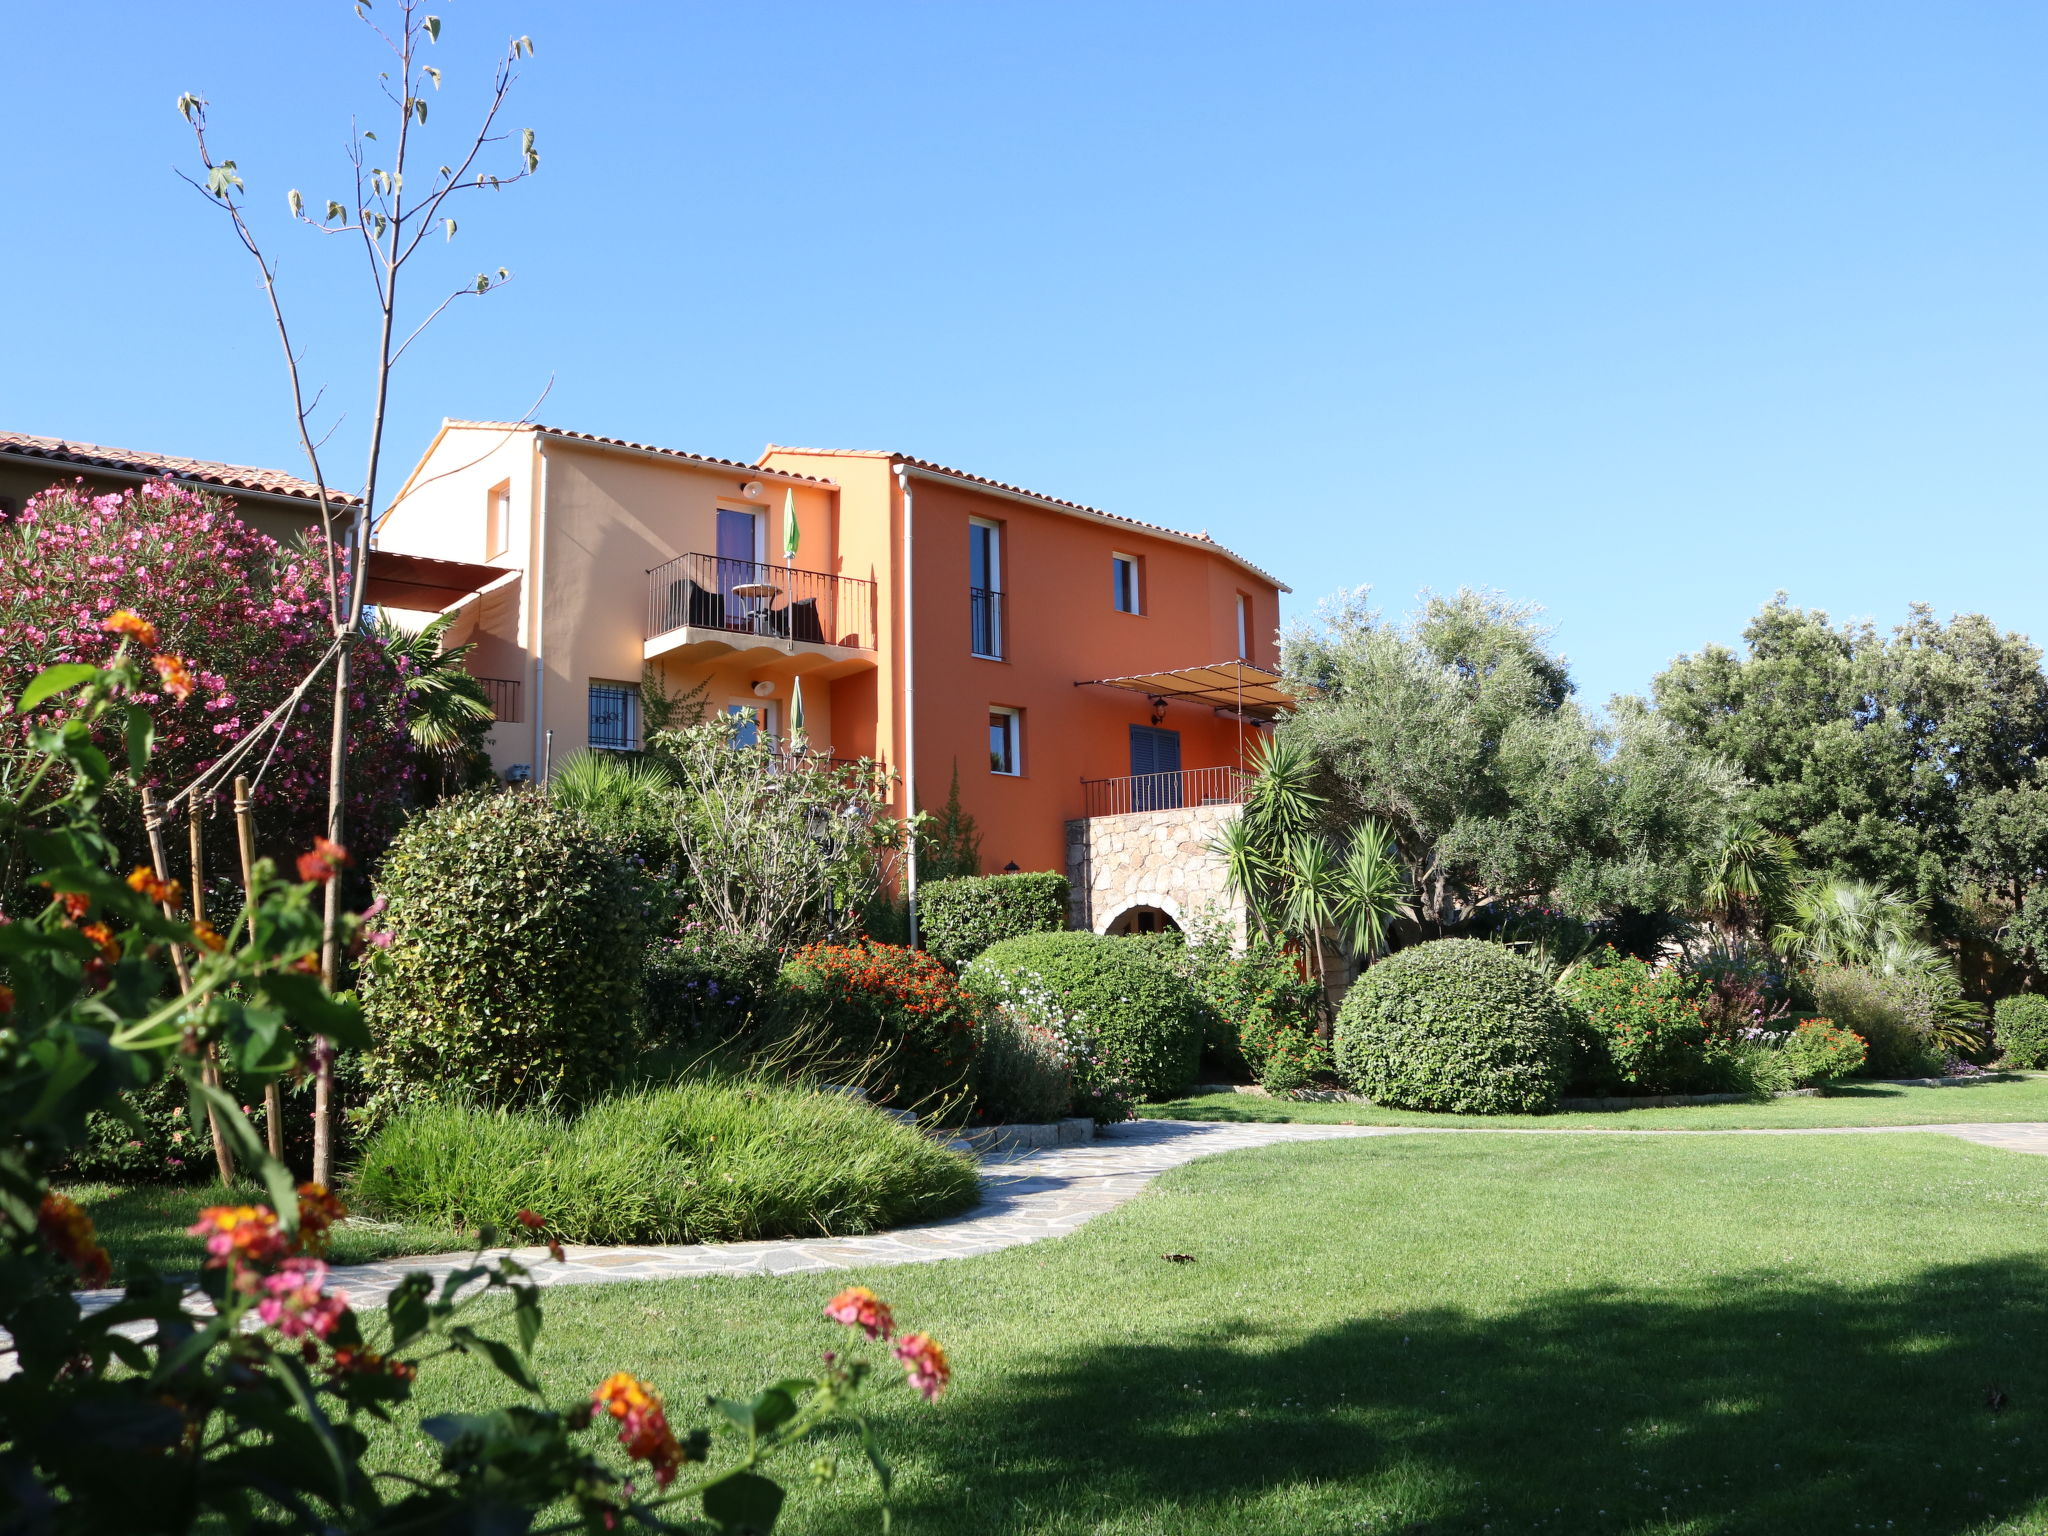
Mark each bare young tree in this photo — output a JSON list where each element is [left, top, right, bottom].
[[173, 1, 539, 1184]]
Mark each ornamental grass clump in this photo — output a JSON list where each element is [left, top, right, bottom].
[[1334, 938, 1575, 1114], [351, 1078, 980, 1245]]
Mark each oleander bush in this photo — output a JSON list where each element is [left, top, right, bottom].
[[917, 871, 1070, 968], [967, 931, 1203, 1100], [1809, 963, 1947, 1079], [776, 940, 980, 1112], [1334, 939, 1575, 1114], [359, 790, 649, 1111], [352, 1078, 979, 1245], [1994, 994, 2048, 1069]]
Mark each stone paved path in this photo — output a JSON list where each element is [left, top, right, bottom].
[[72, 1116, 2048, 1320]]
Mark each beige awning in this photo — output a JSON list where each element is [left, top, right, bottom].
[[1075, 660, 1300, 721]]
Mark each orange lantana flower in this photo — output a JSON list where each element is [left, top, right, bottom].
[[37, 1192, 111, 1288], [152, 654, 196, 702], [102, 609, 159, 648]]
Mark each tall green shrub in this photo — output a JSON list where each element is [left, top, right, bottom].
[[1334, 938, 1575, 1114], [918, 871, 1070, 967], [967, 931, 1203, 1099], [1559, 946, 1716, 1094], [360, 791, 649, 1109], [1994, 994, 2048, 1069], [1809, 964, 1946, 1078]]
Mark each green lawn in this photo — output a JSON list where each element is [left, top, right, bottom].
[[1143, 1072, 2048, 1129], [63, 1181, 458, 1277], [370, 1131, 2048, 1534]]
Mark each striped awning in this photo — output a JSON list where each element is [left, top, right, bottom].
[[1075, 660, 1299, 720]]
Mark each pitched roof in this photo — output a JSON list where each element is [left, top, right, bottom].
[[0, 429, 361, 506], [442, 421, 836, 485], [761, 445, 1289, 592]]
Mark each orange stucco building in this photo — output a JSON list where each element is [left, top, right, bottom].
[[378, 422, 1289, 915]]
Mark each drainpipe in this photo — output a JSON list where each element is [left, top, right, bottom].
[[896, 462, 919, 948], [530, 444, 549, 780]]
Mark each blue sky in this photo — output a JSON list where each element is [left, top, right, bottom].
[[7, 2, 2044, 707]]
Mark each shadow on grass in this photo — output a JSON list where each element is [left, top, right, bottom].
[[841, 1257, 2048, 1535]]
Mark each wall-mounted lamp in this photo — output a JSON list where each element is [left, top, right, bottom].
[[1149, 696, 1169, 725], [740, 480, 765, 500], [751, 679, 776, 698], [1003, 861, 1020, 872]]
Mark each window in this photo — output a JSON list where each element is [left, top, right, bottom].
[[485, 481, 511, 559], [969, 518, 1004, 659], [1112, 554, 1141, 614], [588, 681, 638, 751], [715, 507, 762, 599], [988, 706, 1021, 775], [1235, 592, 1251, 659], [725, 701, 775, 749]]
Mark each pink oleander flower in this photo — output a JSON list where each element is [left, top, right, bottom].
[[258, 1258, 350, 1339], [824, 1285, 894, 1340], [893, 1332, 951, 1401]]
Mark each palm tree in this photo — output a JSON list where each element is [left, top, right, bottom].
[[1703, 819, 1798, 935], [370, 612, 495, 789], [1772, 877, 1921, 968]]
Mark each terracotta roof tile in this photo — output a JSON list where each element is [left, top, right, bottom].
[[444, 421, 837, 485], [0, 430, 361, 506], [760, 445, 1289, 592]]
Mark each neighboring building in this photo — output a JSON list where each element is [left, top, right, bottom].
[[0, 429, 358, 545], [378, 421, 1293, 935]]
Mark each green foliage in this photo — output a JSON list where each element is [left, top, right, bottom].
[[368, 609, 496, 779], [352, 1078, 980, 1244], [643, 926, 782, 1042], [1189, 938, 1326, 1088], [1774, 877, 1923, 968], [970, 1006, 1075, 1124], [1993, 993, 2048, 1069], [917, 759, 982, 882], [1704, 818, 1800, 934], [1333, 938, 1575, 1114], [1559, 947, 1717, 1095], [1285, 589, 1742, 932], [776, 940, 980, 1111], [360, 790, 649, 1109], [968, 931, 1204, 1100], [1779, 1018, 1870, 1085], [1808, 964, 1947, 1079], [918, 870, 1070, 968]]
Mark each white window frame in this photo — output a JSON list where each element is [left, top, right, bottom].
[[1112, 553, 1141, 615], [486, 481, 512, 559], [588, 680, 640, 752], [1236, 592, 1251, 659], [969, 517, 1005, 660], [988, 705, 1021, 776]]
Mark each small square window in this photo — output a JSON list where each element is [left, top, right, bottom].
[[1112, 554, 1141, 615], [989, 707, 1021, 776], [588, 681, 639, 751]]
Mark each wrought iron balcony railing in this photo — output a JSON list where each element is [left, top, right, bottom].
[[647, 552, 877, 651], [970, 585, 1003, 659], [1080, 765, 1254, 817], [476, 676, 522, 724]]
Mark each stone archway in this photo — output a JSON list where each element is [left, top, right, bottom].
[[1105, 902, 1182, 937]]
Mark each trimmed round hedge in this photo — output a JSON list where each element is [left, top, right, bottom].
[[1995, 994, 2048, 1070], [1334, 939, 1575, 1114], [360, 789, 648, 1110], [967, 930, 1203, 1100]]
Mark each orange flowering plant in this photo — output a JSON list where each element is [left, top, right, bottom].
[[0, 641, 944, 1532]]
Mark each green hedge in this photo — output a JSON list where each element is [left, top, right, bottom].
[[351, 1078, 979, 1245], [918, 872, 1070, 967], [360, 790, 648, 1110], [1995, 994, 2048, 1070], [1333, 939, 1575, 1114], [967, 931, 1202, 1100]]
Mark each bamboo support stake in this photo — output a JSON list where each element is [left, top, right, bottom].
[[142, 785, 235, 1187], [235, 776, 287, 1162]]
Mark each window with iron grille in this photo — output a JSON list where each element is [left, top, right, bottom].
[[588, 681, 638, 751]]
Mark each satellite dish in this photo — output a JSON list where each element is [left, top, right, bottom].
[[741, 480, 766, 500]]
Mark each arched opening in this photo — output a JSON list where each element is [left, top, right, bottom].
[[1107, 905, 1181, 937]]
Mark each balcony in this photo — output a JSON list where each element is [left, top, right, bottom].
[[1080, 765, 1253, 818], [970, 586, 1003, 659], [645, 553, 878, 679]]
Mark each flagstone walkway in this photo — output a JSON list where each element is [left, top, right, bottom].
[[73, 1115, 2048, 1320]]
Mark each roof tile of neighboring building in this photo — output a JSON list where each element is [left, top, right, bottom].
[[444, 420, 837, 484], [0, 430, 361, 505], [761, 444, 1290, 592]]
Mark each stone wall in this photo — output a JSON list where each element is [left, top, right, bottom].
[[1065, 802, 1246, 940]]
